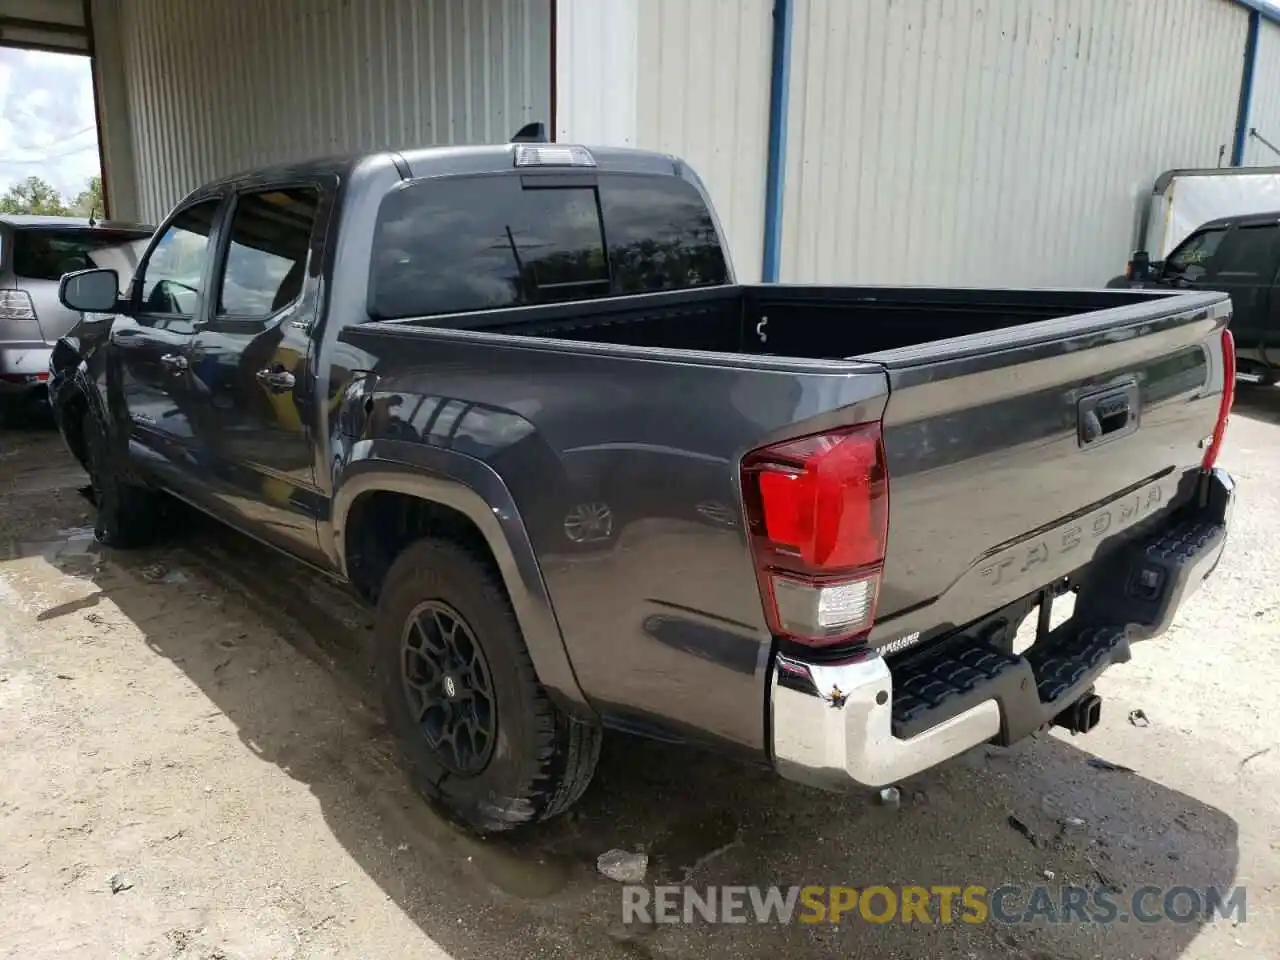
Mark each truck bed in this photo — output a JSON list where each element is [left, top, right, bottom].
[[393, 283, 1184, 360], [358, 283, 1232, 659]]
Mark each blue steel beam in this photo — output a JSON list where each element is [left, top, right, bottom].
[[760, 0, 793, 283], [1234, 8, 1261, 165]]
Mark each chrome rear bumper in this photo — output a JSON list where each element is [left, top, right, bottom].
[[771, 654, 1001, 789], [769, 468, 1234, 790]]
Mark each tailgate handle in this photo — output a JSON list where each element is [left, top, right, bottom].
[[1078, 383, 1139, 447]]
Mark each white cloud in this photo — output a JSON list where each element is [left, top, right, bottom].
[[0, 48, 99, 204]]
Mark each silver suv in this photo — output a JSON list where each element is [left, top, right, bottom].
[[1, 214, 153, 421]]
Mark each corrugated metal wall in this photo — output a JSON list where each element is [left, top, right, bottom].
[[113, 0, 550, 223], [554, 0, 639, 148], [1245, 17, 1280, 165], [633, 0, 773, 281], [780, 0, 1250, 287]]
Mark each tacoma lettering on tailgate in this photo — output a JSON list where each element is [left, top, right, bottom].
[[978, 481, 1169, 588]]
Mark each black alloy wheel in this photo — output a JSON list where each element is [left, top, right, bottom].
[[401, 599, 496, 776], [375, 537, 602, 832]]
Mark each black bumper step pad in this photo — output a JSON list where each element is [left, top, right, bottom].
[[885, 472, 1232, 747], [890, 623, 1131, 744], [1024, 624, 1128, 704]]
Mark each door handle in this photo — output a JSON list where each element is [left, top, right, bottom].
[[256, 367, 296, 393], [1078, 382, 1139, 447], [159, 353, 189, 374]]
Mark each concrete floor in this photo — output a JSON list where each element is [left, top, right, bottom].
[[0, 388, 1277, 960]]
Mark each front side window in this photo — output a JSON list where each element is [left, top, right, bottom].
[[1164, 227, 1227, 281], [368, 172, 728, 320], [217, 187, 320, 318], [138, 199, 221, 316]]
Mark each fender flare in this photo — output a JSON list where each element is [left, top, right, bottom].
[[330, 439, 594, 718]]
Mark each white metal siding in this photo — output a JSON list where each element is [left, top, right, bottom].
[[554, 0, 639, 147], [633, 0, 773, 281], [781, 0, 1249, 287], [1245, 17, 1280, 165], [113, 0, 550, 223]]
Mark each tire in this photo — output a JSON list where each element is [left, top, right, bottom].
[[375, 537, 601, 833], [82, 409, 164, 548]]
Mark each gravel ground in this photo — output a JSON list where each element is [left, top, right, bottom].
[[0, 391, 1277, 960]]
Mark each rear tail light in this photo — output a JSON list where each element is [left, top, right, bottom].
[[741, 423, 889, 647], [0, 290, 37, 322], [1202, 327, 1236, 472], [0, 372, 48, 384]]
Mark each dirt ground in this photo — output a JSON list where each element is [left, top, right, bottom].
[[0, 392, 1278, 960]]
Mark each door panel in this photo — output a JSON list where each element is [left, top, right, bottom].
[[184, 186, 327, 561], [114, 198, 223, 492]]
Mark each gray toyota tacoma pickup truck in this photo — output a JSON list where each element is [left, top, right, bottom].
[[47, 137, 1236, 833]]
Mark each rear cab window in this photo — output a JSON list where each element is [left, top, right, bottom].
[[12, 228, 152, 283], [367, 172, 728, 320]]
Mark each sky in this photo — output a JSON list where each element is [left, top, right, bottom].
[[0, 47, 100, 202]]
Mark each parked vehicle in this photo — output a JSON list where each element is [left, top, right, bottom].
[[48, 138, 1236, 833], [0, 215, 152, 422], [1133, 165, 1280, 261], [1109, 210, 1280, 384]]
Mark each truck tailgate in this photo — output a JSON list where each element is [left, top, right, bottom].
[[863, 290, 1233, 648]]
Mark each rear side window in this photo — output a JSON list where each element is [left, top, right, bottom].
[[1208, 223, 1280, 278], [12, 228, 151, 282], [368, 173, 727, 320], [217, 187, 320, 318]]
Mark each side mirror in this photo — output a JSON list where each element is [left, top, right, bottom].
[[1128, 250, 1152, 281], [59, 267, 121, 313]]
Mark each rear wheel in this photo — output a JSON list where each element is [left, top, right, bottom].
[[82, 410, 164, 548], [375, 538, 601, 833]]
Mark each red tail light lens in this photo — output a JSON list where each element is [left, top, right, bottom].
[[742, 423, 889, 647], [1202, 328, 1235, 472]]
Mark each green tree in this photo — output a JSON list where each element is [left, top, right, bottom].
[[0, 176, 70, 216], [70, 176, 104, 218]]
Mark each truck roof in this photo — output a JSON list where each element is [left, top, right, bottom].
[[176, 142, 694, 210], [1197, 210, 1280, 230], [398, 143, 688, 180]]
